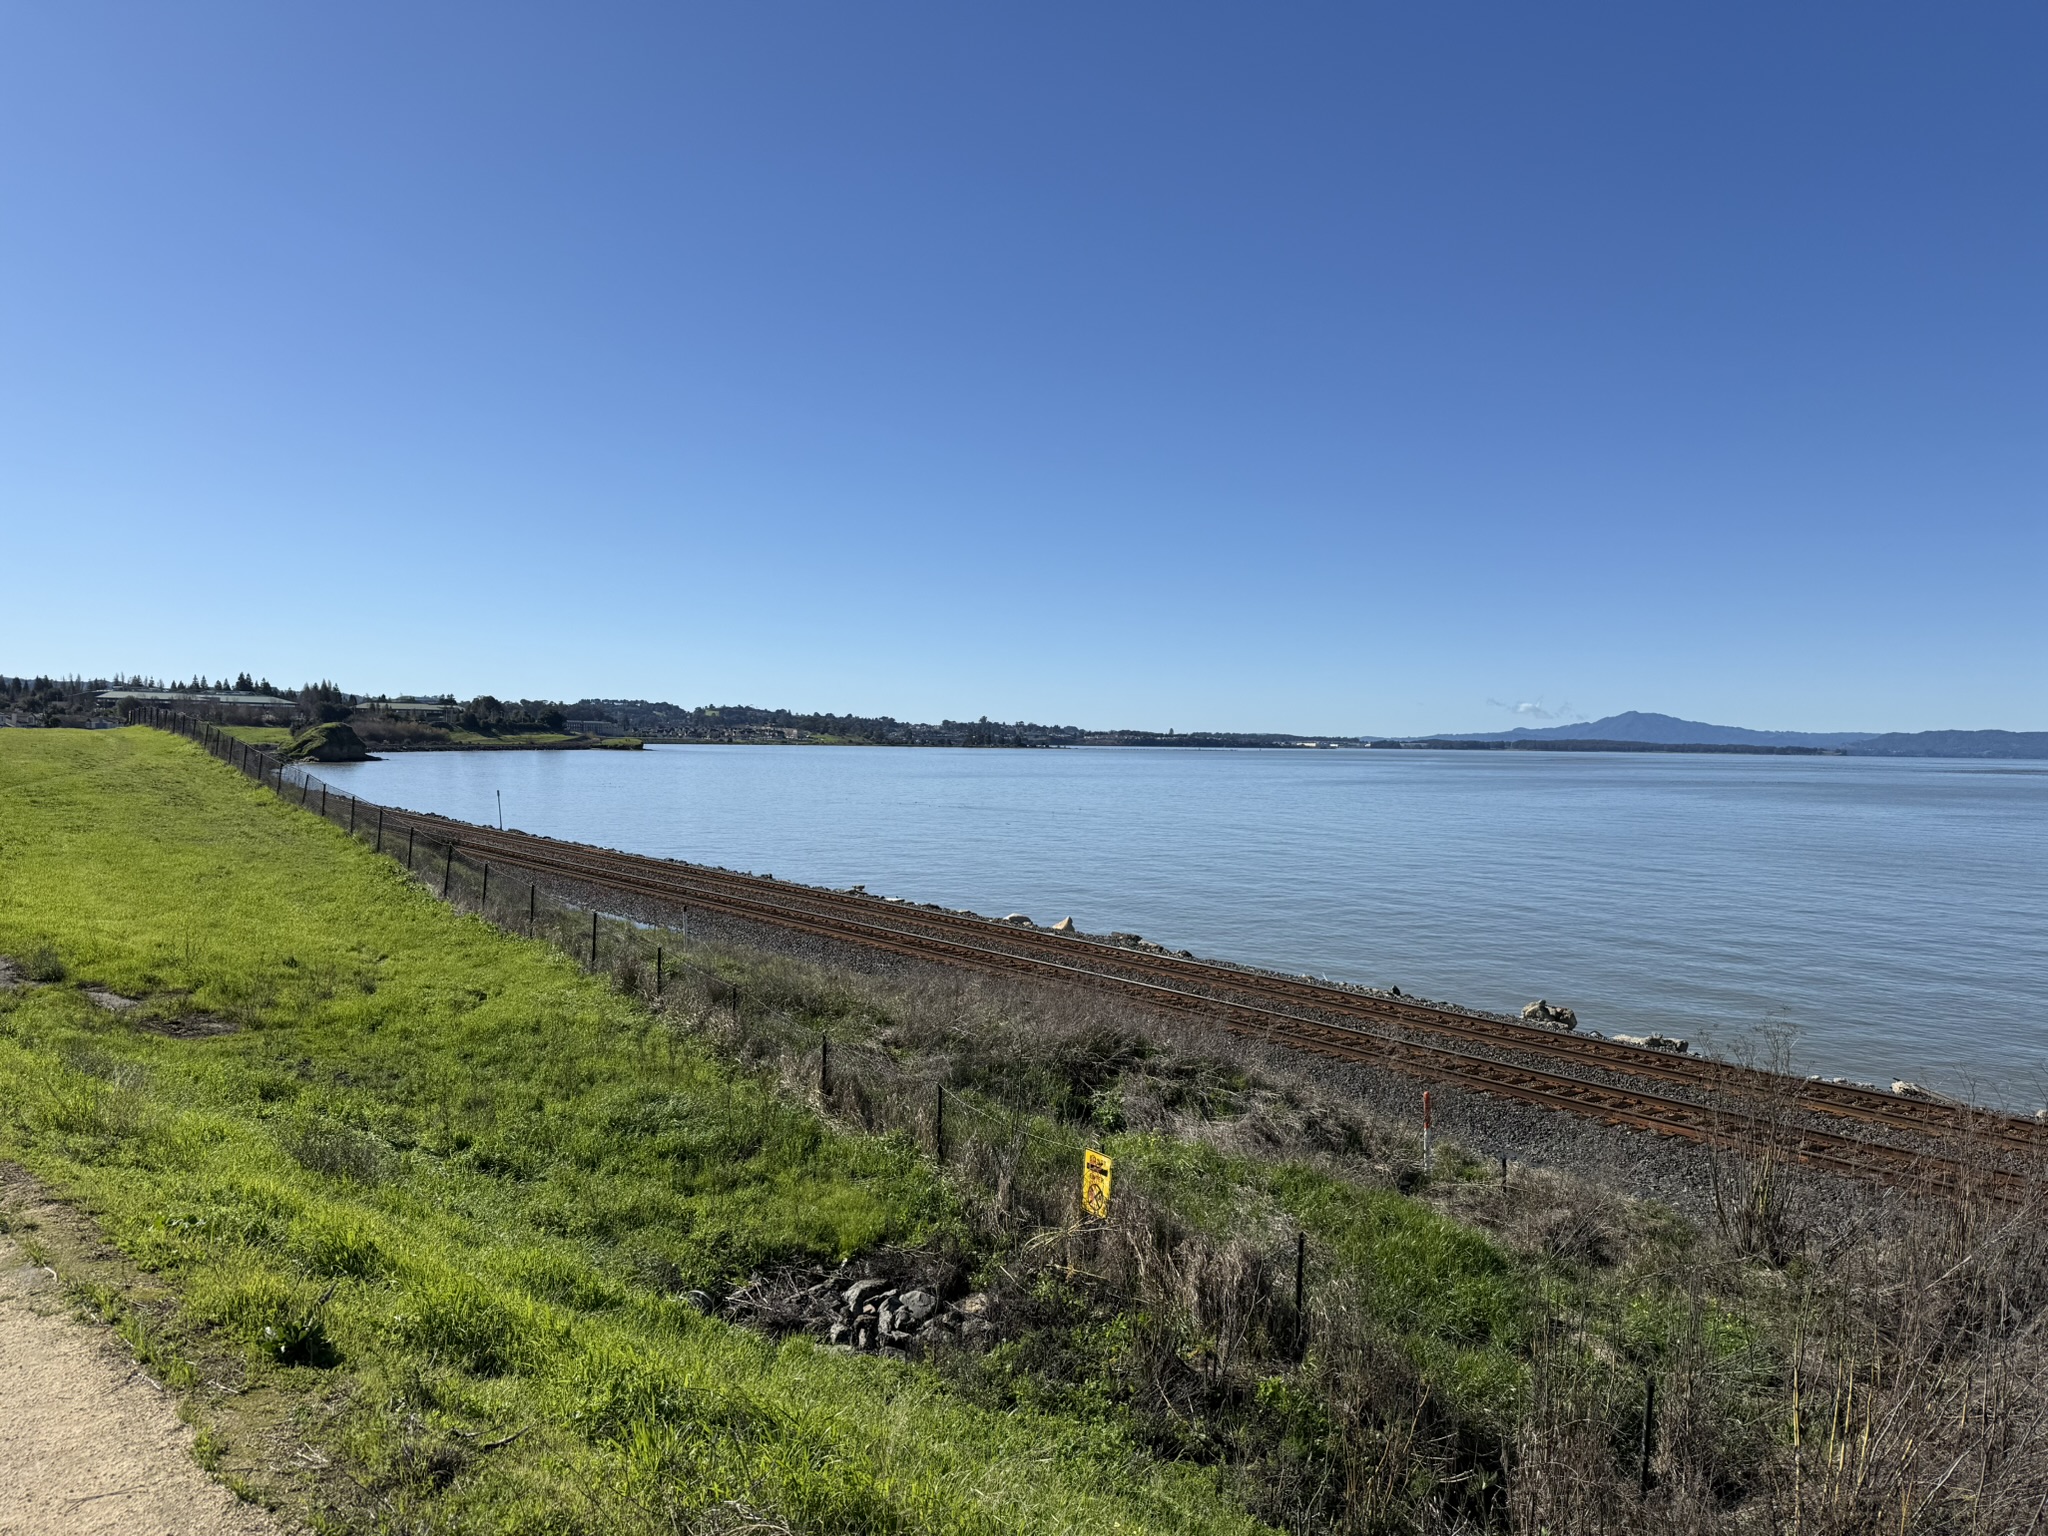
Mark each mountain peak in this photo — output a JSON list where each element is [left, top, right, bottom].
[[1445, 712, 1877, 748]]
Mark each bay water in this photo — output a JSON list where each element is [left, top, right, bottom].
[[315, 746, 2048, 1101]]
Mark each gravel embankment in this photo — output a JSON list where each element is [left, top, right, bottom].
[[484, 863, 1904, 1231]]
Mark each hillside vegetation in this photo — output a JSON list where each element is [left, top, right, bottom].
[[1, 729, 2043, 1534], [0, 731, 1258, 1534]]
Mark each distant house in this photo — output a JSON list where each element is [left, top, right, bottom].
[[369, 699, 457, 724], [98, 689, 298, 710], [98, 689, 299, 726]]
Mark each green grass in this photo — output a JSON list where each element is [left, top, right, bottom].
[[219, 725, 293, 747], [0, 727, 1806, 1532], [0, 729, 1271, 1535], [439, 730, 581, 748]]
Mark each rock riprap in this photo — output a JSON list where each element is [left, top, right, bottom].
[[718, 1269, 992, 1361]]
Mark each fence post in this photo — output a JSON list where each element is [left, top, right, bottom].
[[443, 842, 454, 896], [934, 1084, 945, 1160], [481, 862, 489, 910], [1639, 1375, 1657, 1494], [655, 946, 663, 996], [820, 1034, 830, 1098], [1294, 1230, 1308, 1351], [589, 909, 598, 968], [528, 882, 536, 935], [350, 797, 357, 834], [320, 784, 327, 817], [406, 826, 414, 868], [376, 808, 384, 853], [1422, 1090, 1433, 1172]]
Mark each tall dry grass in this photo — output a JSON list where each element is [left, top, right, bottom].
[[458, 868, 2048, 1535]]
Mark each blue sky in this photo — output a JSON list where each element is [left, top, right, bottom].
[[2, 3, 2041, 734]]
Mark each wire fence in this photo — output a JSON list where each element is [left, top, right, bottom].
[[136, 707, 1939, 1520], [128, 705, 1301, 1290], [103, 716, 2048, 1531]]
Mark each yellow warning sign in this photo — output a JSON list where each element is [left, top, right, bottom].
[[1081, 1149, 1114, 1219]]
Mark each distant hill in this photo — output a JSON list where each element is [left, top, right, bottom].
[[1444, 711, 1876, 748], [1373, 738, 1844, 756], [1846, 730, 2048, 759]]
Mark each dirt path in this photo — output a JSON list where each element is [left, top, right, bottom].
[[0, 1235, 286, 1536]]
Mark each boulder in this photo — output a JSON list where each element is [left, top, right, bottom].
[[897, 1289, 938, 1326], [1002, 913, 1035, 926], [1051, 917, 1076, 934], [282, 721, 371, 762], [1890, 1080, 1950, 1103], [843, 1278, 891, 1311]]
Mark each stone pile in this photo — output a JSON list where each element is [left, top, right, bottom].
[[816, 1278, 991, 1360]]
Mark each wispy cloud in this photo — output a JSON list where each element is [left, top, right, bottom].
[[1486, 698, 1581, 721]]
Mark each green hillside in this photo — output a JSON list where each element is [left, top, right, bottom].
[[0, 729, 1267, 1535]]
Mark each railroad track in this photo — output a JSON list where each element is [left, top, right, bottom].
[[130, 710, 2040, 1203], [375, 807, 2037, 1199]]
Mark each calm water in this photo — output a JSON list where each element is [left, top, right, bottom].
[[315, 746, 2048, 1099]]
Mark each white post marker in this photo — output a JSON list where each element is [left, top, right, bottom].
[[1422, 1090, 1433, 1172]]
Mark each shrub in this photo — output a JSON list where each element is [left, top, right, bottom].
[[280, 1117, 387, 1184], [191, 1267, 341, 1368], [23, 943, 65, 982], [287, 1209, 389, 1279], [390, 1274, 537, 1376]]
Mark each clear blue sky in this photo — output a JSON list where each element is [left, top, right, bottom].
[[2, 4, 2041, 734]]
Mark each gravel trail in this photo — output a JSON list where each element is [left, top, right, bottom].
[[0, 1236, 285, 1536]]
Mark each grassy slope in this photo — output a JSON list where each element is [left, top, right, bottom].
[[0, 729, 1268, 1536], [220, 724, 293, 747]]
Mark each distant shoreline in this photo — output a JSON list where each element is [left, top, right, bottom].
[[364, 735, 2030, 760], [1369, 738, 1845, 756], [375, 736, 643, 753]]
